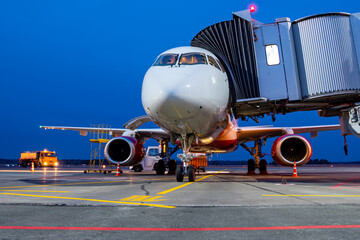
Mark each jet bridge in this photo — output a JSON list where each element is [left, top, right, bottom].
[[191, 10, 360, 131]]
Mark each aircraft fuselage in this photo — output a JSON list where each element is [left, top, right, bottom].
[[142, 47, 230, 145]]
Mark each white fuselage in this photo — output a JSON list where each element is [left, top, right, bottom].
[[142, 47, 230, 143]]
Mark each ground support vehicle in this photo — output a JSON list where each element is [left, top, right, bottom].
[[19, 150, 58, 168], [130, 146, 177, 175]]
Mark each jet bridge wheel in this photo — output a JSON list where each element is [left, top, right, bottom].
[[176, 165, 184, 182], [247, 159, 255, 175], [188, 165, 196, 182]]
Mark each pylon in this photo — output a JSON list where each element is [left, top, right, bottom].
[[115, 162, 121, 176], [31, 162, 35, 172], [292, 161, 298, 177]]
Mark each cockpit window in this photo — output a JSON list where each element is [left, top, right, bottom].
[[179, 53, 207, 65], [216, 59, 226, 73], [208, 55, 221, 71], [153, 54, 179, 66]]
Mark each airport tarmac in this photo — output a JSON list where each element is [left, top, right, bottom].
[[0, 165, 360, 239]]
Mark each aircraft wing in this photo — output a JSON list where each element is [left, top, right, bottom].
[[40, 126, 170, 140], [237, 124, 341, 142]]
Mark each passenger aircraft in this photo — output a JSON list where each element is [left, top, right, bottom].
[[41, 46, 341, 182]]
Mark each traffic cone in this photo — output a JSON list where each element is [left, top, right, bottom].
[[115, 162, 121, 176], [31, 162, 35, 172], [292, 161, 298, 177]]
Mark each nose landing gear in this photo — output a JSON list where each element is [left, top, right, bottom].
[[176, 154, 197, 182], [176, 134, 198, 182]]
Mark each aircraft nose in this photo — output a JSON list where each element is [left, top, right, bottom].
[[142, 68, 203, 119]]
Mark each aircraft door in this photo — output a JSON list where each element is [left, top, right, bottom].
[[254, 23, 288, 100]]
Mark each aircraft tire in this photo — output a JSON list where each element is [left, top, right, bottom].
[[247, 159, 255, 175], [176, 165, 184, 182], [188, 165, 196, 182], [259, 159, 268, 175]]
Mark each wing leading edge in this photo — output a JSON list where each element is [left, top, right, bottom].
[[40, 126, 169, 140], [236, 124, 341, 142]]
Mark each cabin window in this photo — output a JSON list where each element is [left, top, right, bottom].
[[208, 55, 221, 70], [179, 53, 207, 65], [153, 54, 179, 66], [265, 44, 280, 65]]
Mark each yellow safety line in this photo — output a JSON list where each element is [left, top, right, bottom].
[[121, 195, 142, 201], [0, 190, 69, 193], [0, 193, 175, 209], [120, 195, 167, 202], [157, 170, 224, 195], [0, 178, 173, 189], [263, 194, 360, 197]]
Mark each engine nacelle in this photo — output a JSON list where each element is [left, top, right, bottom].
[[104, 137, 145, 166], [271, 134, 312, 166]]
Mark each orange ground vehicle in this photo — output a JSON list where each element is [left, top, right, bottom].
[[19, 150, 58, 168], [189, 154, 207, 173]]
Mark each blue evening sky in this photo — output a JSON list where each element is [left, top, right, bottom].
[[1, 0, 360, 162]]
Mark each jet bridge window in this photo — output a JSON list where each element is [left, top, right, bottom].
[[179, 53, 207, 65], [207, 55, 221, 71], [265, 44, 280, 66], [153, 54, 179, 66]]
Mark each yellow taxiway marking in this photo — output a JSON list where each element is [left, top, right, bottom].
[[157, 170, 224, 195], [121, 195, 167, 202], [0, 193, 175, 209], [0, 178, 173, 189], [118, 170, 225, 206], [263, 194, 360, 197], [0, 190, 69, 193]]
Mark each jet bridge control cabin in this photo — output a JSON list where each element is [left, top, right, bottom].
[[191, 10, 360, 137]]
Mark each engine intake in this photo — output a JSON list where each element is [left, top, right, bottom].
[[104, 137, 145, 166], [271, 134, 312, 166]]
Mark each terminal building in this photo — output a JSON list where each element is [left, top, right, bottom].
[[191, 9, 360, 137]]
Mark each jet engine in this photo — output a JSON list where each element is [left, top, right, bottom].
[[271, 135, 312, 166], [104, 137, 145, 166]]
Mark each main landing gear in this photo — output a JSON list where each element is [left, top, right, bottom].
[[241, 140, 268, 175]]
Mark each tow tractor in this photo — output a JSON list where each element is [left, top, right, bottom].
[[130, 145, 178, 174]]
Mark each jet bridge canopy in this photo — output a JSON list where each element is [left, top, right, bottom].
[[191, 10, 360, 119]]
